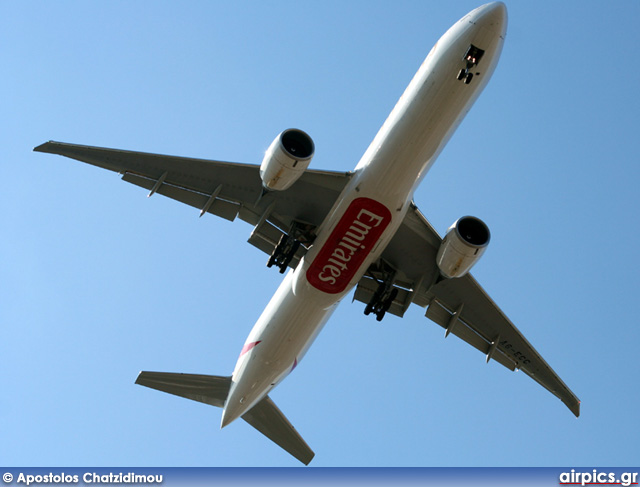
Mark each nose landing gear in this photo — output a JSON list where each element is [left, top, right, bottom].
[[457, 69, 474, 84], [457, 44, 485, 85]]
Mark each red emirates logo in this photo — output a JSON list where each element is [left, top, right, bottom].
[[307, 197, 391, 294]]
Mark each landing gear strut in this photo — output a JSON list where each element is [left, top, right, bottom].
[[266, 222, 315, 273], [457, 44, 485, 85], [364, 267, 398, 322], [267, 234, 300, 273]]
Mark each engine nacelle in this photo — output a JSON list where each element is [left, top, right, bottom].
[[436, 216, 490, 279], [260, 129, 315, 191]]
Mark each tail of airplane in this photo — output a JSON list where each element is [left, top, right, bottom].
[[135, 371, 314, 465]]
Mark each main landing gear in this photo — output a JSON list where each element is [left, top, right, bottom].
[[266, 221, 315, 273], [364, 267, 398, 322], [457, 44, 485, 85], [267, 234, 300, 273]]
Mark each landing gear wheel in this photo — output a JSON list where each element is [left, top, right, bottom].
[[364, 280, 398, 322], [464, 72, 474, 84], [267, 234, 300, 273], [279, 240, 300, 273], [457, 69, 467, 81]]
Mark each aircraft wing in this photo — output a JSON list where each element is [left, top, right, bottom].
[[34, 141, 351, 269], [35, 141, 579, 417], [354, 202, 581, 418]]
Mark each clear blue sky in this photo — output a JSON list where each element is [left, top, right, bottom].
[[2, 1, 639, 467]]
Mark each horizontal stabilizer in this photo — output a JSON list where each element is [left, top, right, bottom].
[[135, 371, 231, 408], [135, 371, 314, 464], [242, 394, 315, 465]]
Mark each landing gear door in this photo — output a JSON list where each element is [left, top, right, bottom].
[[464, 44, 485, 66]]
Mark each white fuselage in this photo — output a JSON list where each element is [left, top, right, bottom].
[[221, 2, 507, 427]]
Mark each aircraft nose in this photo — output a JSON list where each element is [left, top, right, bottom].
[[475, 2, 508, 37]]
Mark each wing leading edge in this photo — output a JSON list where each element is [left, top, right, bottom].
[[34, 141, 352, 269]]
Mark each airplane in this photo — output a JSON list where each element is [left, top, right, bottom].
[[35, 2, 579, 465]]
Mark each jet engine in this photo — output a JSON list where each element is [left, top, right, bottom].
[[260, 129, 315, 191], [436, 216, 490, 278]]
